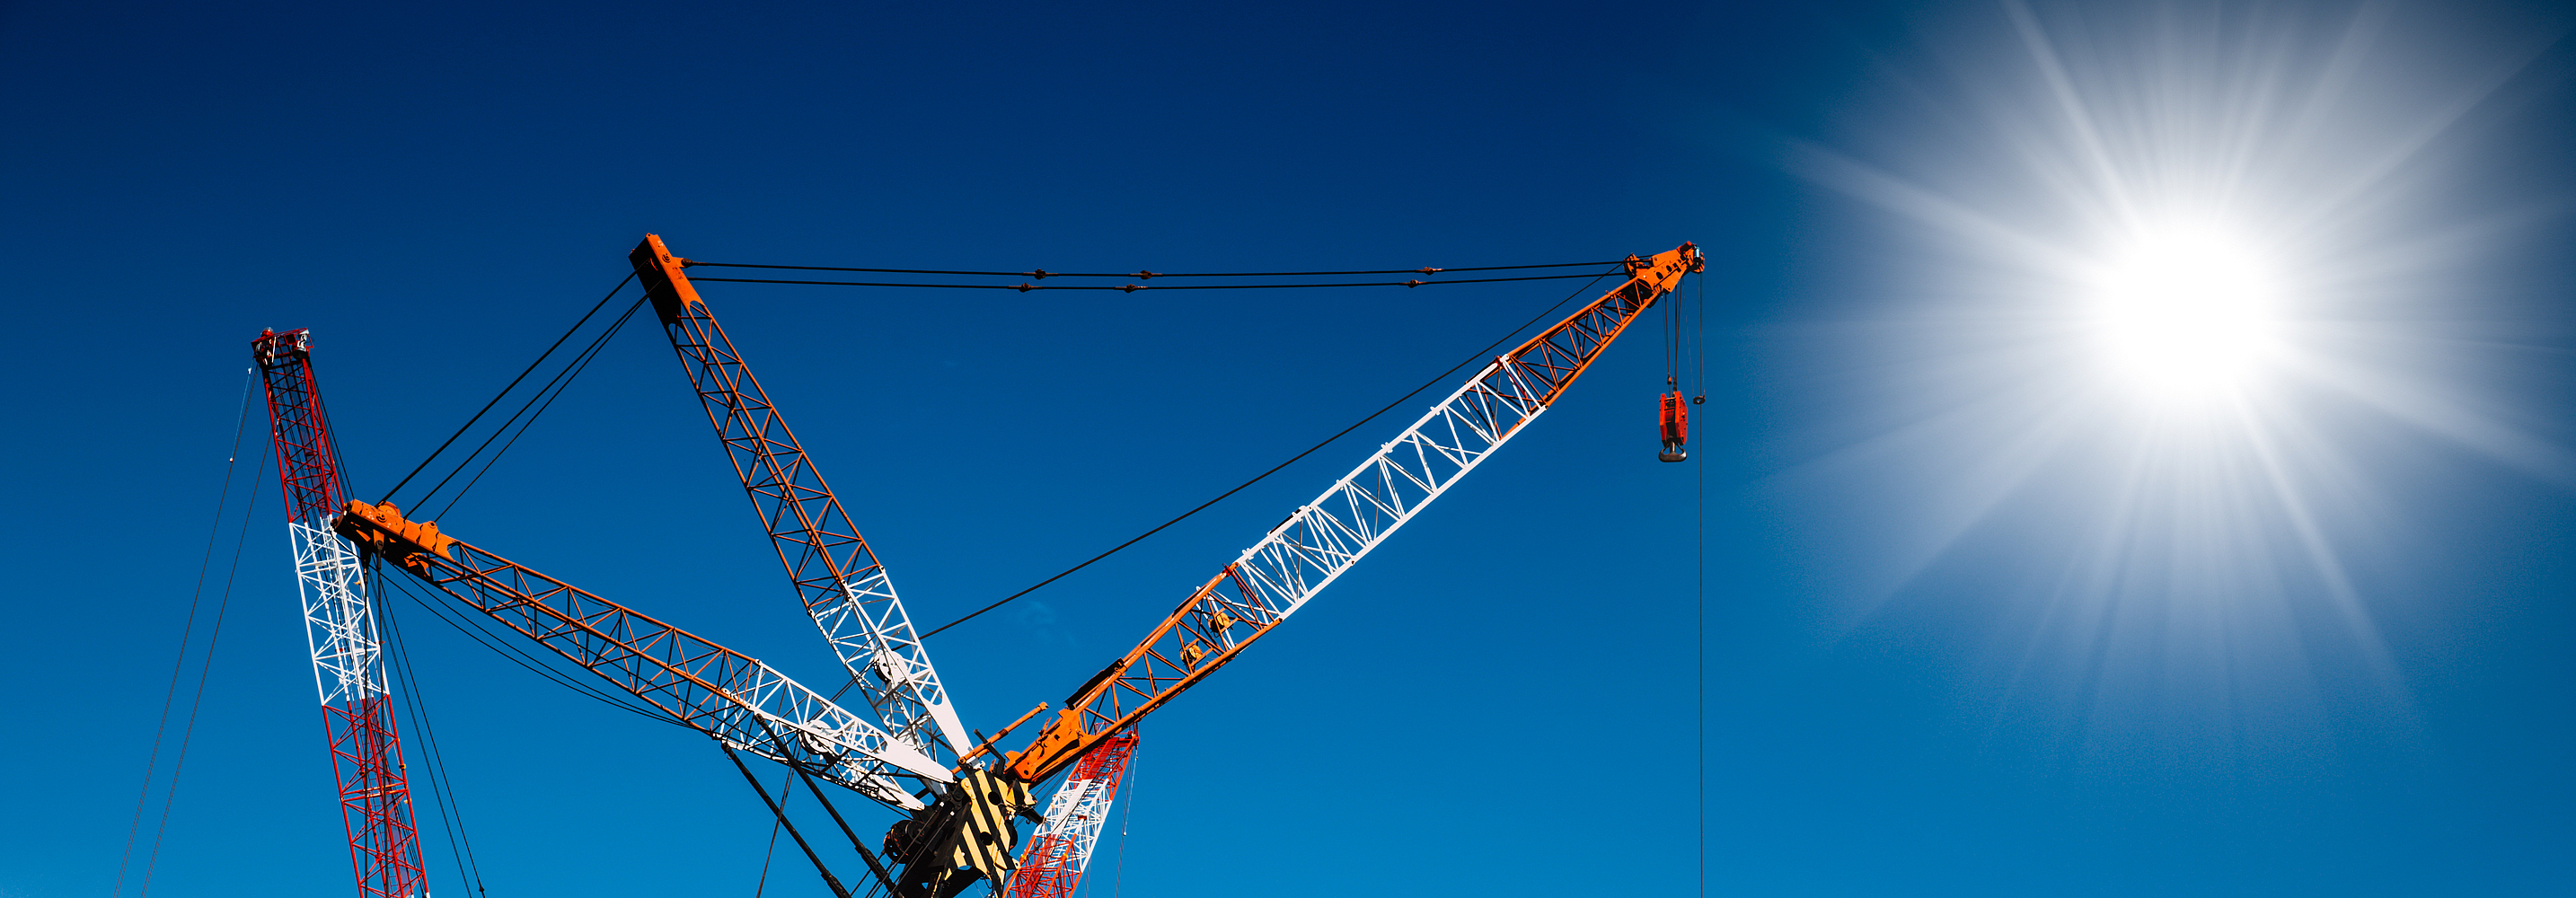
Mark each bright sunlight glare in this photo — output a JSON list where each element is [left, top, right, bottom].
[[2092, 227, 2276, 397]]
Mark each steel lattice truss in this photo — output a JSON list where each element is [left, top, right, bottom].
[[634, 235, 975, 769], [256, 329, 427, 898], [362, 518, 957, 811], [1006, 731, 1139, 898], [1009, 244, 1701, 781]]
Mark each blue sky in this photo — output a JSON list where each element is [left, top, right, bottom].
[[4, 1, 2572, 896]]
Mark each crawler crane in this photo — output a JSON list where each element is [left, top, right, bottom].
[[269, 236, 1698, 898], [623, 236, 1698, 898]]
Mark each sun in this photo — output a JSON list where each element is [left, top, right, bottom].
[[2090, 225, 2278, 399]]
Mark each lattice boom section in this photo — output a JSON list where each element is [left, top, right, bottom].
[[292, 522, 385, 707], [1006, 731, 1139, 898], [655, 273, 973, 765], [1017, 245, 1696, 780], [401, 535, 954, 811]]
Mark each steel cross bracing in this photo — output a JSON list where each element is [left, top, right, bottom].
[[1006, 244, 1702, 782], [631, 234, 975, 768], [254, 329, 428, 898], [1005, 731, 1139, 898], [338, 505, 957, 812]]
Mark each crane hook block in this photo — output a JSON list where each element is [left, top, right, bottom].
[[331, 500, 456, 570], [1658, 391, 1689, 462]]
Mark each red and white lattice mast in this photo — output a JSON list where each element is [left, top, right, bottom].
[[255, 328, 428, 898], [1006, 730, 1139, 898]]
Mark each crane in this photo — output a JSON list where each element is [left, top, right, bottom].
[[999, 242, 1699, 783], [1004, 730, 1139, 898], [272, 237, 1697, 898], [262, 327, 1015, 897], [628, 234, 975, 768], [252, 328, 428, 898], [892, 242, 1704, 897]]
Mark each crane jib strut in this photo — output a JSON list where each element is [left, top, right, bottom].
[[999, 242, 1702, 783]]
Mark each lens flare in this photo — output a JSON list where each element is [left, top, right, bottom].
[[2090, 226, 2276, 396], [1776, 0, 2572, 745]]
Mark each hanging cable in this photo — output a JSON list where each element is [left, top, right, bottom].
[[680, 259, 1622, 278], [376, 559, 490, 897], [918, 266, 1622, 639], [377, 575, 684, 728], [381, 273, 634, 505], [750, 767, 795, 898], [419, 294, 649, 520], [1111, 744, 1139, 898], [134, 464, 261, 898], [1694, 266, 1708, 898], [687, 271, 1610, 292], [115, 369, 256, 898], [719, 742, 853, 898]]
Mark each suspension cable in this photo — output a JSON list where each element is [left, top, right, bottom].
[[381, 273, 634, 505], [134, 464, 261, 898], [719, 742, 853, 898], [115, 370, 256, 898], [680, 259, 1622, 278], [376, 560, 490, 897], [919, 266, 1619, 639], [378, 575, 683, 728], [688, 272, 1610, 292], [419, 294, 649, 520]]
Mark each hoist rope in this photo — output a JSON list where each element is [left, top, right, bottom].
[[719, 742, 853, 898], [419, 294, 650, 521], [378, 575, 684, 728], [375, 562, 490, 897], [133, 464, 261, 898], [688, 271, 1611, 291], [1694, 268, 1707, 898], [381, 273, 634, 506], [918, 265, 1623, 639], [750, 767, 795, 898], [114, 369, 256, 898], [681, 260, 1622, 277]]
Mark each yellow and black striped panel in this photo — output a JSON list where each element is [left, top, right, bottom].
[[953, 768, 1037, 878]]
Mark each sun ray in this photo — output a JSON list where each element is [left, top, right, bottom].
[[1771, 0, 2574, 752]]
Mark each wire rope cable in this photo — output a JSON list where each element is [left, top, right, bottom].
[[1693, 267, 1707, 898], [420, 294, 649, 520], [381, 273, 634, 505], [688, 271, 1612, 292], [114, 368, 256, 898], [750, 768, 796, 898], [917, 265, 1622, 639], [680, 259, 1623, 278], [133, 464, 262, 898], [376, 560, 490, 896], [376, 575, 685, 729]]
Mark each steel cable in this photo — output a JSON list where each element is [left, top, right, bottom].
[[919, 265, 1621, 639], [688, 271, 1611, 291], [381, 273, 634, 505], [681, 259, 1622, 278], [134, 465, 261, 898], [421, 294, 649, 521], [114, 371, 256, 898], [376, 563, 490, 897]]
